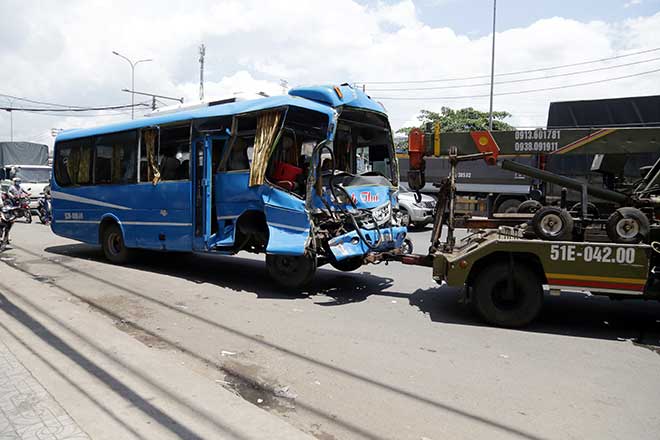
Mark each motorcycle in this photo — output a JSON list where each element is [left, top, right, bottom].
[[37, 194, 52, 225], [0, 206, 18, 252], [6, 193, 32, 223]]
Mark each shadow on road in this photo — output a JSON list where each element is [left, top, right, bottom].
[[44, 243, 397, 304], [410, 286, 660, 351], [45, 243, 660, 351]]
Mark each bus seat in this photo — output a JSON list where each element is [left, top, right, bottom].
[[160, 156, 179, 180]]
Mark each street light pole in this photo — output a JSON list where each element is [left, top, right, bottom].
[[488, 0, 497, 131], [112, 51, 152, 119]]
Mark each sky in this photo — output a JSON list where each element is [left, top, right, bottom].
[[1, 0, 660, 149]]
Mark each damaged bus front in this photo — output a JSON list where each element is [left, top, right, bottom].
[[214, 85, 407, 287]]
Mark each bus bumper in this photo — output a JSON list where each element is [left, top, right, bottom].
[[328, 226, 407, 261]]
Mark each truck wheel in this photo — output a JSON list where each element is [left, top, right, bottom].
[[330, 257, 363, 272], [471, 262, 543, 327], [517, 200, 542, 214], [532, 206, 573, 241], [496, 199, 521, 214], [266, 253, 317, 289], [101, 223, 133, 264], [606, 207, 649, 244]]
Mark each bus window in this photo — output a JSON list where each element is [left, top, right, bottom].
[[159, 124, 191, 181], [94, 131, 138, 184], [226, 136, 254, 171], [54, 138, 94, 186]]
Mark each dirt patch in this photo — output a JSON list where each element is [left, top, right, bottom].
[[220, 359, 296, 415], [113, 320, 171, 350]]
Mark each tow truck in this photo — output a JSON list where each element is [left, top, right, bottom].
[[398, 127, 660, 327]]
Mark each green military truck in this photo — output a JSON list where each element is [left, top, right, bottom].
[[400, 129, 660, 327], [429, 228, 658, 327]]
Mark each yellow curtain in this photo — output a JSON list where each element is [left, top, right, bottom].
[[79, 146, 91, 184], [249, 111, 282, 187], [112, 144, 122, 182], [67, 147, 80, 184], [144, 130, 160, 185]]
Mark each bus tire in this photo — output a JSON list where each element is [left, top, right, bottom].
[[532, 206, 573, 241], [496, 199, 521, 214], [606, 207, 649, 244], [330, 257, 363, 272], [266, 253, 316, 289], [102, 223, 133, 264], [471, 261, 543, 328]]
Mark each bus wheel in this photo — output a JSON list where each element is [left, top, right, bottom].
[[606, 207, 649, 244], [471, 262, 543, 328], [266, 253, 316, 289], [102, 223, 133, 264], [532, 206, 573, 241], [330, 257, 363, 272]]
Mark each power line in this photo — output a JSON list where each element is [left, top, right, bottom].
[[358, 46, 660, 85], [373, 67, 660, 100], [0, 93, 88, 109], [367, 56, 660, 91], [1, 103, 148, 112]]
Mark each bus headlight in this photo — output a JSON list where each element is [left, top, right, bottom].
[[372, 201, 391, 225]]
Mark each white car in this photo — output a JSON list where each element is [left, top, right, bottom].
[[397, 188, 436, 229]]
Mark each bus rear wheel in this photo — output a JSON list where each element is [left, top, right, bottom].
[[102, 223, 133, 264], [266, 253, 316, 289]]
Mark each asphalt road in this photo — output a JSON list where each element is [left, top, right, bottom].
[[2, 221, 660, 440]]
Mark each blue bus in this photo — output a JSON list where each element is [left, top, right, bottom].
[[51, 84, 407, 288]]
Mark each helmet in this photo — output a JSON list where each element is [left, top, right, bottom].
[[12, 177, 21, 184]]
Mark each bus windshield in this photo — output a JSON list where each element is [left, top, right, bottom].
[[331, 109, 396, 183]]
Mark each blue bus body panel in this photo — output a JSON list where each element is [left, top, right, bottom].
[[262, 187, 310, 255], [51, 182, 192, 251], [328, 226, 406, 261], [289, 85, 385, 114], [56, 95, 339, 143]]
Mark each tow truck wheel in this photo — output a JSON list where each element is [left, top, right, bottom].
[[496, 199, 521, 214], [606, 207, 649, 244], [532, 206, 573, 241], [471, 262, 543, 328], [266, 253, 317, 289], [330, 257, 363, 272], [517, 200, 542, 214]]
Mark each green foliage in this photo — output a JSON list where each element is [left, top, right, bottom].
[[395, 107, 515, 151]]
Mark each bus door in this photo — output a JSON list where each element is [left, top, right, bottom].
[[192, 135, 212, 250]]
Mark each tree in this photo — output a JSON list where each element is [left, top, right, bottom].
[[395, 107, 515, 151]]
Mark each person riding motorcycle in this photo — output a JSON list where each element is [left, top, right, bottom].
[[7, 177, 28, 203]]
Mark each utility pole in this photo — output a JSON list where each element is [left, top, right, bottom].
[[199, 44, 206, 101], [488, 0, 497, 131], [112, 50, 153, 120], [279, 79, 288, 95]]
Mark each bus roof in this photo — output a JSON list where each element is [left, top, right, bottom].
[[56, 84, 385, 142]]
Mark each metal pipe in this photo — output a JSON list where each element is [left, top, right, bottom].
[[501, 159, 629, 204], [488, 0, 497, 131]]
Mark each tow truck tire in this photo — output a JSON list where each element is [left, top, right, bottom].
[[471, 262, 543, 328], [330, 257, 363, 272], [605, 207, 649, 244], [266, 253, 317, 289], [532, 206, 573, 241], [101, 223, 134, 264], [517, 200, 542, 214], [569, 202, 599, 219]]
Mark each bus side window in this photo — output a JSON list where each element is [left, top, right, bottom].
[[54, 138, 93, 186], [94, 130, 138, 185], [159, 124, 191, 181], [226, 137, 254, 171]]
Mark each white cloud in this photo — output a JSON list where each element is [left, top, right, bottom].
[[1, 0, 659, 148], [624, 0, 642, 8]]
